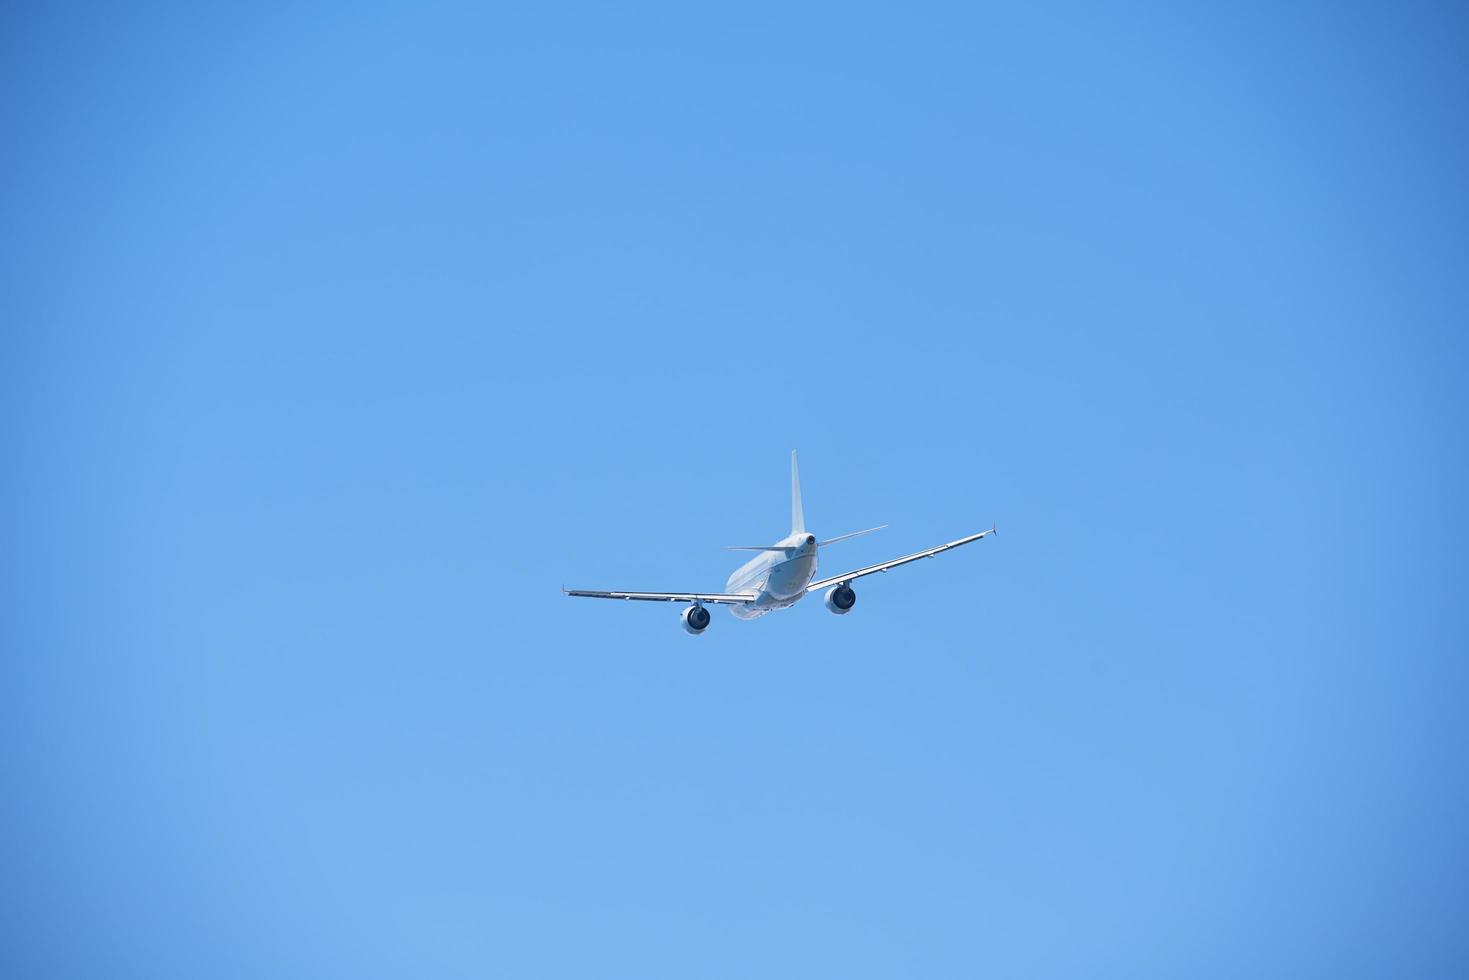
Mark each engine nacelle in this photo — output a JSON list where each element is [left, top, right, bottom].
[[681, 604, 711, 635], [824, 584, 856, 614]]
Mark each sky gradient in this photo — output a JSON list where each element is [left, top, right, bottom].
[[4, 2, 1468, 977]]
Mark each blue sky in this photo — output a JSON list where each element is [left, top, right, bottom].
[[3, 2, 1467, 976]]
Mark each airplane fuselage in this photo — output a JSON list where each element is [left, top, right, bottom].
[[725, 532, 819, 619]]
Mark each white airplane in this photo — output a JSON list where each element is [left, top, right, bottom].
[[564, 451, 996, 634]]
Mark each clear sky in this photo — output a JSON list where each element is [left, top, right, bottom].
[[4, 2, 1467, 977]]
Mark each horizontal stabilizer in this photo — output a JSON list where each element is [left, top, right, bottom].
[[727, 544, 792, 552], [818, 525, 887, 547]]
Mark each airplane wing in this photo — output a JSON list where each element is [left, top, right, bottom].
[[563, 588, 756, 605], [806, 526, 996, 592]]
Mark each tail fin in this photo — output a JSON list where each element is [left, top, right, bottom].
[[790, 450, 805, 535]]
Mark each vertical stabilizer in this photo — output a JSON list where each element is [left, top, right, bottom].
[[790, 450, 805, 535]]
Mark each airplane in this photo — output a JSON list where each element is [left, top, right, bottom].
[[563, 451, 996, 634]]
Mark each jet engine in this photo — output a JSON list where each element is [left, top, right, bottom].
[[824, 584, 856, 614], [681, 604, 712, 635]]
